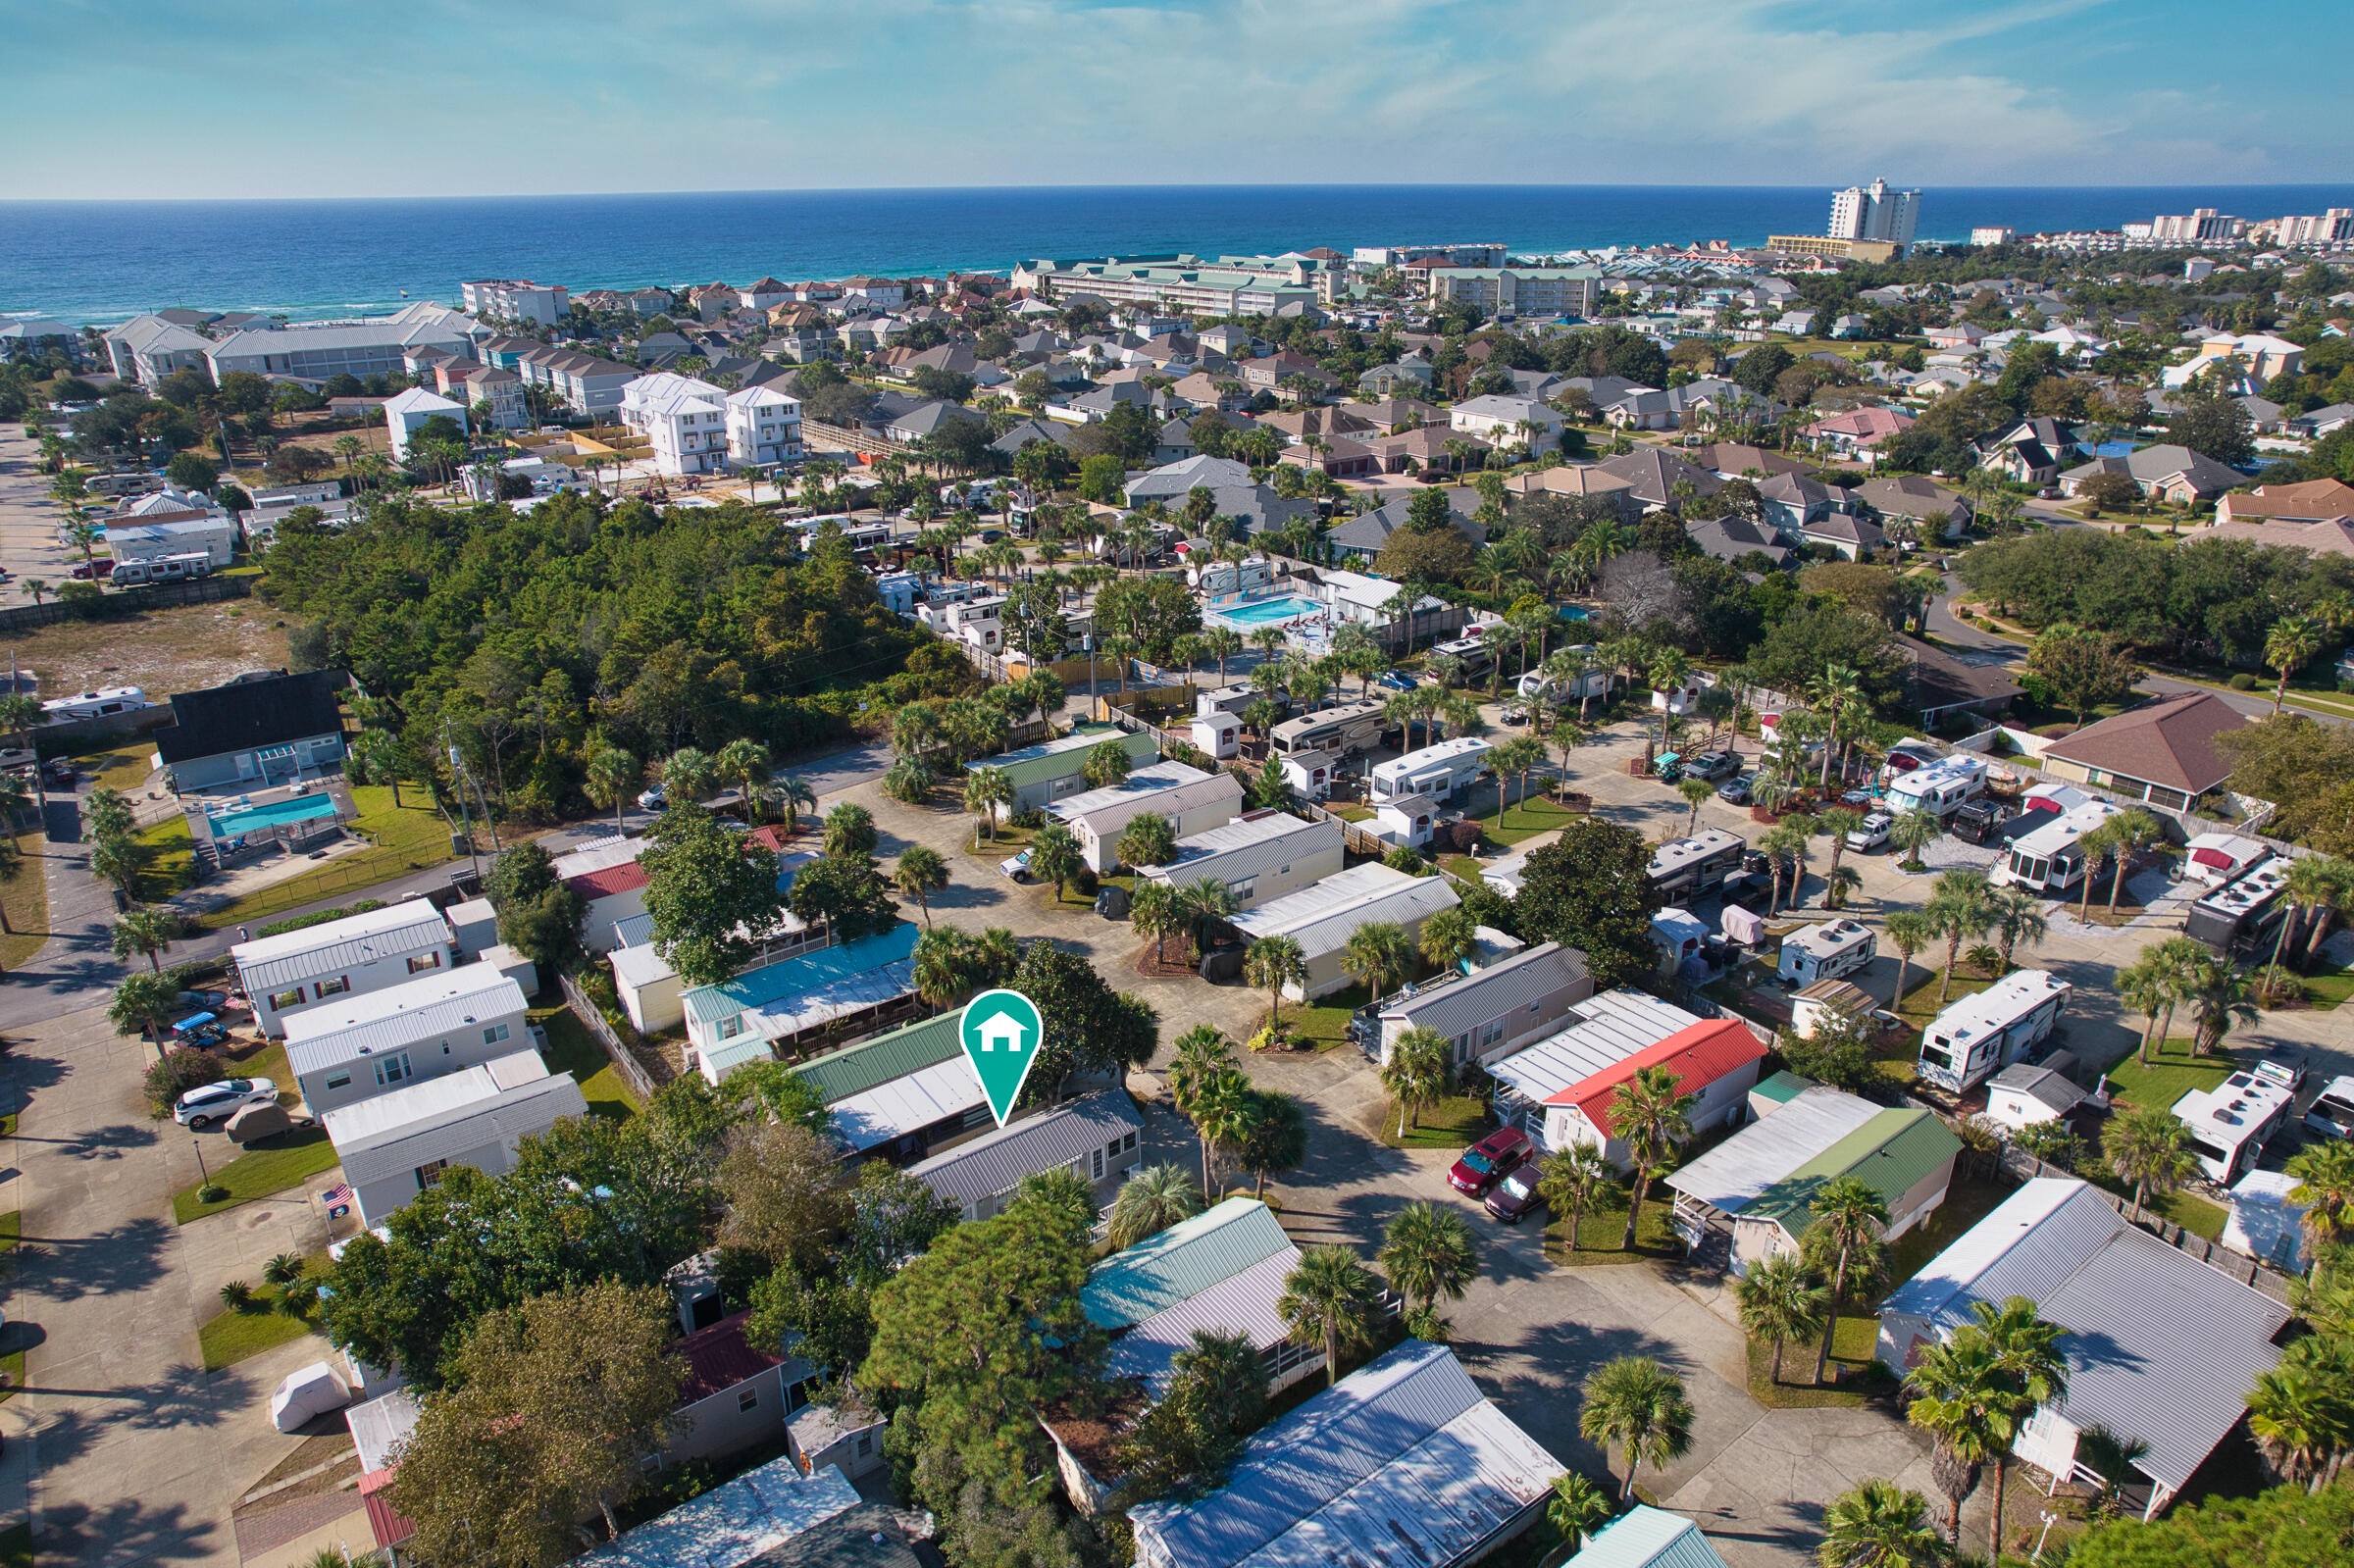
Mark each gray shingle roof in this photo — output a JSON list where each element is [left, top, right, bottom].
[[906, 1088, 1141, 1207], [1140, 811, 1341, 892]]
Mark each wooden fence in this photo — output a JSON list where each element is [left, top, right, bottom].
[[0, 573, 251, 636], [801, 420, 912, 459], [558, 970, 662, 1102], [1988, 1140, 2292, 1302]]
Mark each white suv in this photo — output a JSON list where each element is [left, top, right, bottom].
[[175, 1078, 280, 1129]]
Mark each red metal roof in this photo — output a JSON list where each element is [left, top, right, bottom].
[[564, 861, 651, 899], [360, 1466, 414, 1550], [1545, 1019, 1767, 1133], [675, 1309, 789, 1403]]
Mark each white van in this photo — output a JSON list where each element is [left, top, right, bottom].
[[1775, 920, 1876, 986]]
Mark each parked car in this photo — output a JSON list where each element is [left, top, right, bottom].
[[1685, 749, 1739, 782], [1846, 812, 1892, 851], [1485, 1166, 1546, 1224], [636, 785, 667, 810], [1839, 788, 1876, 810], [174, 1077, 279, 1129], [42, 758, 77, 787], [175, 988, 230, 1014], [68, 560, 115, 581], [1374, 670, 1418, 693], [1447, 1127, 1533, 1196], [1716, 773, 1756, 806], [999, 847, 1034, 882]]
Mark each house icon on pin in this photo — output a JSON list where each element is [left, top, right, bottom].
[[975, 1010, 1028, 1054]]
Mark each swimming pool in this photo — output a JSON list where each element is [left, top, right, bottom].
[[209, 794, 338, 836], [1213, 595, 1319, 627]]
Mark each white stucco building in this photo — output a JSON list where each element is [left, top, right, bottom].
[[619, 372, 732, 477], [724, 384, 804, 468]]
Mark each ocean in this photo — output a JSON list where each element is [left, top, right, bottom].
[[5, 183, 2353, 327]]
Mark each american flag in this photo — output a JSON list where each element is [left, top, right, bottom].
[[320, 1185, 353, 1207]]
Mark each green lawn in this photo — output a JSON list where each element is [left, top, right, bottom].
[[965, 821, 1035, 857], [1375, 1093, 1492, 1149], [2099, 1037, 2238, 1114], [533, 1004, 642, 1120], [1546, 1193, 1681, 1265], [0, 831, 46, 971], [73, 748, 156, 793], [172, 1125, 340, 1224], [1895, 970, 1995, 1027], [1477, 795, 1583, 846], [198, 1275, 324, 1370], [132, 813, 199, 899], [1327, 803, 1373, 823], [1746, 1314, 1891, 1408], [190, 785, 460, 928], [2302, 962, 2354, 1011], [1266, 982, 1374, 1053]]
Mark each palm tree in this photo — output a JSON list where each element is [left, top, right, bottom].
[[1494, 734, 1549, 812], [1105, 1164, 1205, 1249], [2072, 821, 2121, 921], [2244, 1340, 2353, 1490], [1578, 1356, 1696, 1500], [1344, 921, 1412, 1004], [1539, 1142, 1615, 1253], [2265, 613, 2325, 714], [892, 846, 949, 930], [1028, 822, 1083, 902], [1676, 776, 1714, 835], [1814, 806, 1863, 909], [882, 756, 934, 805], [911, 928, 978, 1010], [1169, 1026, 1238, 1191], [2115, 950, 2175, 1067], [775, 773, 818, 834], [1378, 1201, 1479, 1322], [1888, 808, 1941, 873], [1972, 1296, 2071, 1563], [1904, 1330, 2006, 1543], [1131, 877, 1186, 966], [2104, 1106, 2196, 1221], [1245, 935, 1305, 1031], [2273, 855, 2351, 975], [2101, 808, 2163, 914], [1192, 1069, 1257, 1198], [1758, 824, 1807, 915], [2183, 951, 2258, 1055], [1612, 1065, 1696, 1251], [1736, 1253, 1828, 1386], [962, 766, 1012, 844], [1178, 875, 1239, 958], [1818, 1480, 1943, 1568], [110, 907, 178, 973], [2287, 1140, 2354, 1261], [1546, 1473, 1615, 1558], [1418, 908, 1478, 977], [1381, 1026, 1453, 1138], [1926, 870, 1996, 1005], [2073, 1426, 2152, 1521], [1882, 910, 1932, 1011], [1987, 885, 2047, 972], [1276, 1246, 1384, 1388], [715, 736, 773, 821], [584, 746, 641, 837], [1237, 1089, 1307, 1199], [1808, 1174, 1891, 1385]]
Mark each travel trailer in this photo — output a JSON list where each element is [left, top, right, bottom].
[[1269, 699, 1391, 760], [1992, 799, 2122, 894], [1775, 920, 1877, 986], [2174, 1071, 2296, 1185], [2183, 856, 2291, 956], [1647, 830, 1746, 903], [1884, 755, 1987, 820], [1914, 969, 2072, 1093]]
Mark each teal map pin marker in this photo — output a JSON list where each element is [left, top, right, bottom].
[[960, 987, 1046, 1127]]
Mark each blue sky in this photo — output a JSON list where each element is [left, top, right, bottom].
[[5, 0, 2346, 199]]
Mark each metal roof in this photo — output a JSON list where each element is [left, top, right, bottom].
[[1141, 810, 1340, 890], [971, 723, 1153, 789], [1051, 758, 1220, 825], [1380, 943, 1589, 1039], [282, 963, 527, 1079], [1129, 1340, 1564, 1568], [233, 901, 454, 993], [1881, 1179, 2289, 1493], [323, 1061, 588, 1189], [1750, 1070, 1810, 1105], [571, 1452, 861, 1568], [1564, 1507, 1730, 1568], [793, 1010, 962, 1103], [1085, 1197, 1292, 1330], [680, 925, 919, 1028], [1105, 1246, 1304, 1393], [1488, 988, 1697, 1105], [1741, 1109, 1962, 1238], [1551, 1019, 1768, 1129], [1230, 863, 1459, 963], [1988, 1061, 2087, 1114], [1664, 1085, 1880, 1215], [907, 1089, 1142, 1206]]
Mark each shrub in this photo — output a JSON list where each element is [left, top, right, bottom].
[[1009, 806, 1046, 831], [144, 1046, 227, 1117], [219, 1280, 255, 1311], [1382, 845, 1428, 875], [198, 1183, 230, 1204], [276, 1283, 317, 1319], [263, 1253, 305, 1287], [1072, 866, 1099, 896], [2228, 673, 2257, 691]]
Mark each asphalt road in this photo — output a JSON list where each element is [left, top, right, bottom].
[[0, 427, 84, 597]]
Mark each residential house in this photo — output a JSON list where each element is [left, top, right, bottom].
[[1685, 515, 1790, 567], [1357, 359, 1435, 397], [152, 669, 346, 790], [724, 384, 804, 468], [1503, 464, 1640, 518], [384, 386, 465, 460], [103, 315, 216, 385], [1137, 809, 1343, 911], [2287, 402, 2354, 439], [1325, 487, 1485, 564], [1896, 633, 2023, 728], [2162, 331, 2303, 390], [1597, 448, 1722, 512], [1853, 473, 1971, 538], [1127, 1340, 1563, 1568], [883, 399, 988, 445], [1689, 442, 1812, 481], [619, 371, 734, 477], [1979, 417, 2083, 485], [990, 418, 1075, 461], [1665, 1082, 1882, 1244], [552, 835, 653, 953], [235, 900, 461, 1038], [1371, 941, 1593, 1069], [1804, 405, 1916, 462], [681, 924, 921, 1085], [320, 1048, 588, 1226], [1802, 512, 1887, 559], [1449, 394, 1563, 457], [1229, 863, 1460, 1002], [1089, 1198, 1322, 1397], [607, 844, 825, 1035], [512, 345, 640, 418], [1050, 759, 1244, 875], [1125, 454, 1253, 505], [971, 723, 1158, 817], [907, 1088, 1144, 1223], [1362, 425, 1488, 476], [1487, 989, 1702, 1150], [1564, 1507, 1734, 1568], [1751, 471, 1851, 536], [1878, 1178, 2288, 1517], [2212, 478, 2354, 527], [2199, 516, 2354, 560], [282, 962, 532, 1112], [783, 1007, 988, 1163], [1350, 396, 1443, 433], [2038, 690, 2246, 810], [2058, 444, 2245, 504], [655, 1310, 819, 1469]]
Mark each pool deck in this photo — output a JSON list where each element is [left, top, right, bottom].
[[183, 775, 357, 868]]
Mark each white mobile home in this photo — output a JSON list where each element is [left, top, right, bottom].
[[1885, 755, 1987, 820], [320, 1048, 588, 1227], [1138, 809, 1342, 911], [1914, 969, 2072, 1092], [234, 901, 460, 1037], [1992, 799, 2122, 893], [2174, 1071, 2296, 1185], [284, 962, 534, 1114], [907, 1088, 1144, 1223], [1774, 920, 1876, 986], [1052, 760, 1245, 875], [1229, 862, 1459, 1002], [1371, 941, 1593, 1068]]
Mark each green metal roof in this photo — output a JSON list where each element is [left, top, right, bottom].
[[1564, 1506, 1730, 1568], [793, 1009, 962, 1104], [1750, 1070, 1810, 1106], [974, 724, 1154, 790], [1742, 1108, 1962, 1239], [1083, 1197, 1291, 1330]]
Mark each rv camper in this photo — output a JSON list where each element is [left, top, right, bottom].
[[1269, 700, 1390, 761], [1647, 830, 1746, 903], [1991, 799, 2122, 894], [1884, 755, 1987, 820], [1775, 920, 1876, 986], [2184, 856, 2291, 956], [1914, 969, 2072, 1092]]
